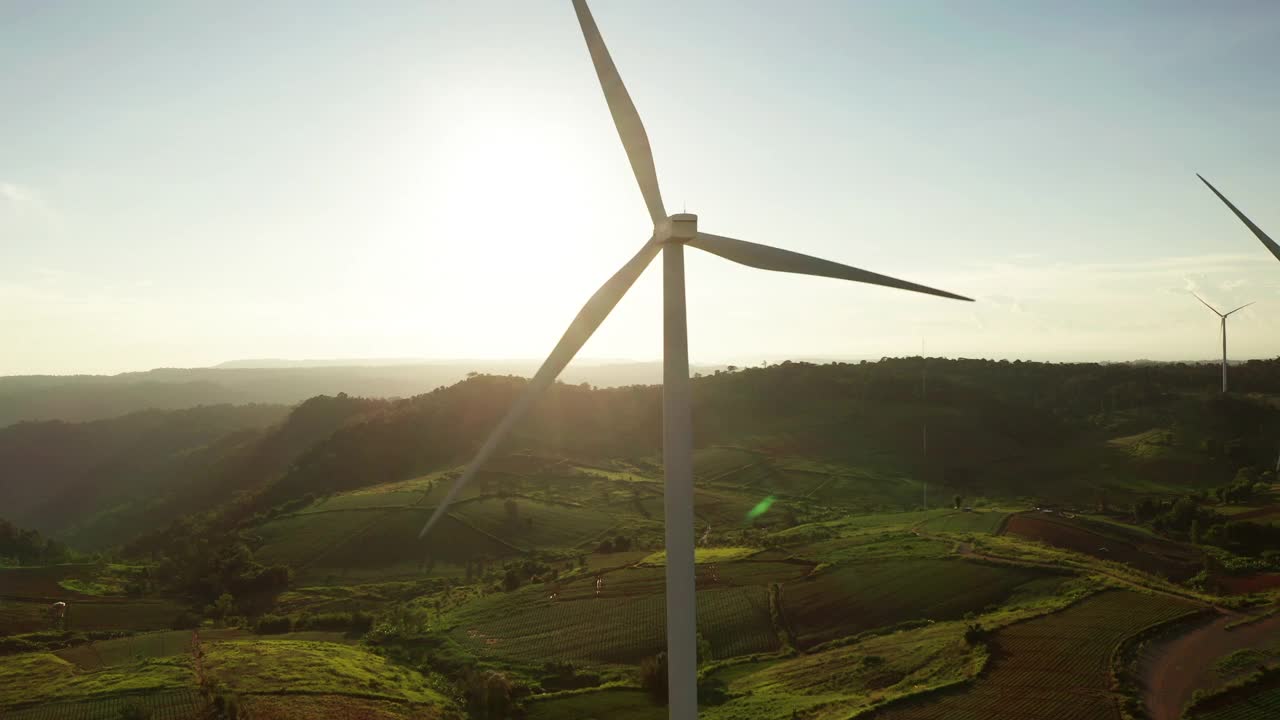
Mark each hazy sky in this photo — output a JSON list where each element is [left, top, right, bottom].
[[3, 1, 1279, 375]]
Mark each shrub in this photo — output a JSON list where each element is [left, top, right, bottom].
[[172, 611, 201, 630], [254, 614, 292, 635]]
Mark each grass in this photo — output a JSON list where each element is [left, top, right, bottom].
[[781, 559, 1052, 649], [201, 639, 451, 706], [640, 547, 758, 566], [917, 510, 1009, 534], [0, 652, 194, 707], [0, 599, 184, 635], [56, 579, 121, 597], [704, 621, 985, 719], [55, 630, 194, 669]]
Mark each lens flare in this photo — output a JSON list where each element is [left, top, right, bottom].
[[746, 495, 776, 521]]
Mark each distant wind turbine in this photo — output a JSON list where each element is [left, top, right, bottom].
[[1197, 174, 1280, 263], [1191, 293, 1254, 394], [418, 2, 972, 716]]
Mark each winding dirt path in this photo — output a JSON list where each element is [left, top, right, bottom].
[[1140, 611, 1280, 720]]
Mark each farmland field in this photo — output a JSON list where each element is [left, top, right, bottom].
[[0, 598, 183, 635], [201, 639, 448, 704], [782, 560, 1051, 649], [54, 630, 194, 668], [449, 567, 779, 664], [918, 510, 1009, 534], [1004, 512, 1201, 580], [525, 688, 665, 720], [1, 690, 205, 720], [0, 564, 100, 598], [256, 508, 515, 573], [874, 590, 1197, 720], [1190, 682, 1280, 720], [450, 496, 618, 549]]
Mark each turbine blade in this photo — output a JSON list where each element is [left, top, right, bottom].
[[1191, 292, 1224, 317], [418, 239, 661, 538], [688, 232, 972, 302], [572, 0, 666, 226], [1224, 301, 1255, 317], [1198, 174, 1280, 263]]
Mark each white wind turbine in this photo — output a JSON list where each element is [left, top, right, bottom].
[[1191, 293, 1254, 394], [419, 2, 972, 716], [1198, 174, 1280, 264]]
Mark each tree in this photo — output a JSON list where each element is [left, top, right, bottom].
[[639, 652, 668, 703], [953, 495, 963, 509], [503, 569, 521, 592]]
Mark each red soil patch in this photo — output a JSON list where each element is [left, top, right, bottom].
[[1217, 573, 1280, 595], [1140, 612, 1280, 720], [1004, 513, 1200, 581]]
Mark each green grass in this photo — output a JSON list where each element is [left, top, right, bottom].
[[54, 630, 194, 669], [202, 639, 451, 705], [781, 559, 1051, 649], [917, 510, 1009, 534], [704, 621, 986, 719], [876, 590, 1197, 720], [640, 547, 758, 566], [56, 579, 121, 597], [0, 652, 194, 707]]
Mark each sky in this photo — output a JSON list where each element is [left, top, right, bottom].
[[2, 0, 1279, 376]]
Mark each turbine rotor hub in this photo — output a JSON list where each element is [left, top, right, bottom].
[[657, 213, 697, 244]]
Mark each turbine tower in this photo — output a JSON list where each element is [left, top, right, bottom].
[[418, 2, 972, 716], [1198, 174, 1280, 263], [1192, 293, 1253, 394]]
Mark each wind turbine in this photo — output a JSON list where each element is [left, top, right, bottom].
[[418, 2, 972, 716], [1198, 174, 1280, 264], [1191, 293, 1254, 394]]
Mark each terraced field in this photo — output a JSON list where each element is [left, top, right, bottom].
[[1190, 683, 1280, 720], [256, 508, 514, 574], [874, 590, 1197, 720], [0, 598, 183, 635], [450, 496, 618, 549], [918, 510, 1009, 534], [1004, 512, 1201, 581], [782, 560, 1052, 649], [451, 583, 778, 664], [525, 688, 664, 720], [1, 689, 205, 720]]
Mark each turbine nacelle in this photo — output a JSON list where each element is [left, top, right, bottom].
[[657, 213, 698, 243]]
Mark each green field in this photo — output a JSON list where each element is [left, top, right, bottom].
[[782, 560, 1053, 649], [917, 510, 1009, 534], [0, 652, 194, 707], [525, 688, 665, 720], [450, 583, 778, 664], [875, 590, 1196, 720], [1, 690, 205, 720], [201, 638, 449, 705], [703, 621, 985, 719], [451, 496, 618, 550], [54, 630, 194, 668]]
